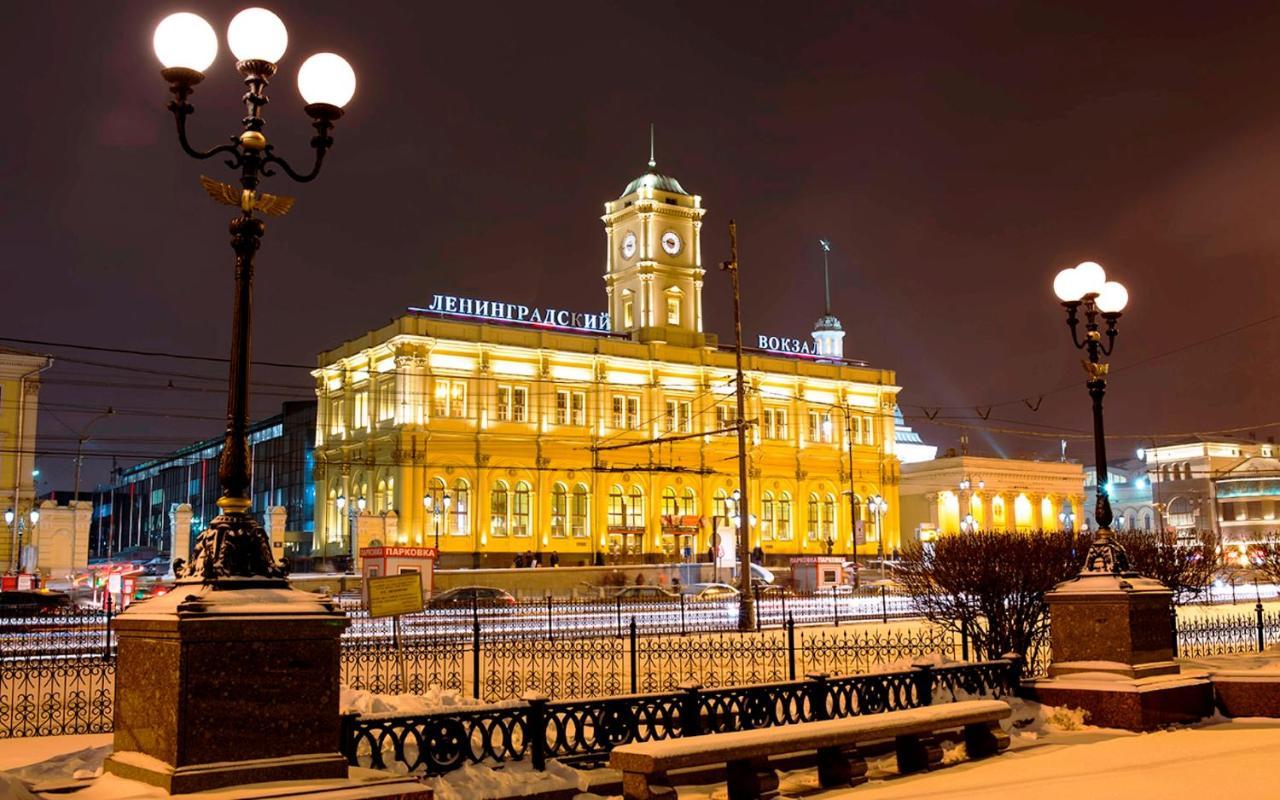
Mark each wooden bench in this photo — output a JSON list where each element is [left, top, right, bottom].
[[608, 699, 1011, 800]]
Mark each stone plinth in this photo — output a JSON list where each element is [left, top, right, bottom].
[[1031, 570, 1211, 731], [1045, 572, 1179, 678], [1023, 672, 1213, 731], [103, 580, 351, 794], [1211, 671, 1280, 717]]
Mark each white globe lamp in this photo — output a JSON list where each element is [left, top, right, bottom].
[[227, 7, 288, 63]]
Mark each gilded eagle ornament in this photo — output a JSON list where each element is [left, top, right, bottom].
[[199, 175, 295, 217]]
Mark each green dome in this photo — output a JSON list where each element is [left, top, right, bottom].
[[620, 170, 688, 198]]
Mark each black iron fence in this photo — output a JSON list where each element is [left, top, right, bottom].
[[341, 618, 959, 703], [338, 586, 918, 642], [1174, 604, 1280, 658], [339, 657, 1020, 776]]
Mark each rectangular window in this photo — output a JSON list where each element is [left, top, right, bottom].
[[433, 381, 448, 417], [328, 397, 345, 435], [808, 410, 832, 443], [665, 400, 691, 433], [716, 405, 734, 434], [449, 381, 466, 417], [376, 376, 396, 421], [676, 400, 691, 432], [571, 392, 586, 426], [623, 300, 634, 328], [612, 396, 625, 429], [851, 414, 862, 444], [763, 408, 788, 440], [666, 296, 681, 325], [556, 390, 570, 425], [862, 415, 874, 445], [512, 387, 528, 422], [627, 397, 640, 429], [612, 395, 640, 429], [497, 386, 512, 421], [354, 390, 370, 429]]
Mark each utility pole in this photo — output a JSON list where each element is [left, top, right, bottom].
[[721, 220, 756, 631]]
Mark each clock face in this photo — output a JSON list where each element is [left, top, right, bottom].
[[621, 232, 638, 260], [661, 230, 682, 256]]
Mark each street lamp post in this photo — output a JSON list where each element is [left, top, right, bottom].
[[152, 9, 355, 582], [1053, 261, 1129, 572], [869, 494, 888, 578], [5, 508, 39, 574], [720, 221, 756, 630]]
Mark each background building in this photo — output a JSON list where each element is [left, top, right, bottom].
[[313, 159, 904, 567], [899, 454, 1085, 540], [1, 348, 52, 572], [1084, 458, 1155, 532], [93, 401, 316, 559]]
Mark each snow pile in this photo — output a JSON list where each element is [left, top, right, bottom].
[[340, 685, 493, 716], [421, 759, 598, 800], [5, 743, 111, 784]]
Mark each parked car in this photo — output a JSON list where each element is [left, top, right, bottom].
[[427, 586, 517, 608], [683, 582, 740, 599], [0, 590, 72, 616], [141, 556, 171, 576], [615, 585, 678, 601]]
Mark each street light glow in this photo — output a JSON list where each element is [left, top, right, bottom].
[[227, 7, 288, 63], [153, 12, 218, 71], [297, 53, 356, 107]]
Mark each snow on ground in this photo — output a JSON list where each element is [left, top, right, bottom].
[[669, 700, 1280, 800], [339, 684, 505, 716]]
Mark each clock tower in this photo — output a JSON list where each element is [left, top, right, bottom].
[[602, 147, 707, 347]]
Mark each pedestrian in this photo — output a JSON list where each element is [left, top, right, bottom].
[[550, 552, 560, 568], [635, 573, 645, 586], [513, 553, 523, 569], [593, 550, 605, 567]]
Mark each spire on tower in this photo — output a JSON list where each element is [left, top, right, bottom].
[[648, 122, 656, 169], [819, 239, 832, 314]]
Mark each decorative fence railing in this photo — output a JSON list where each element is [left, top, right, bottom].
[[1174, 605, 1280, 658], [341, 618, 961, 703], [337, 586, 919, 642], [339, 657, 1021, 777]]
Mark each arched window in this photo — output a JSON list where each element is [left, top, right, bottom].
[[761, 491, 775, 540], [572, 484, 589, 538], [682, 487, 697, 516], [490, 481, 509, 537], [777, 492, 793, 541], [551, 483, 568, 538], [513, 481, 531, 537], [383, 477, 395, 513], [807, 493, 820, 540], [662, 487, 679, 516], [628, 485, 645, 529], [714, 489, 730, 523], [450, 479, 470, 535], [376, 479, 388, 513], [823, 493, 836, 540], [608, 485, 625, 528]]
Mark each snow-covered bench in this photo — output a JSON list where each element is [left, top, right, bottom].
[[608, 699, 1012, 800]]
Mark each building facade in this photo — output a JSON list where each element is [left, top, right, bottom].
[[899, 455, 1085, 539], [313, 161, 904, 567], [1130, 437, 1280, 541], [1, 348, 52, 572], [93, 401, 317, 558]]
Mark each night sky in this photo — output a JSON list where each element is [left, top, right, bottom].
[[6, 0, 1280, 491]]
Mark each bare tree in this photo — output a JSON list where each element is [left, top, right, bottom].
[[1114, 528, 1219, 604], [897, 530, 1088, 661]]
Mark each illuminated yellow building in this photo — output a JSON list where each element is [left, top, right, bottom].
[[899, 455, 1085, 540], [312, 160, 903, 566], [1, 348, 52, 571]]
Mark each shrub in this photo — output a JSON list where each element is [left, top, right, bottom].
[[897, 529, 1088, 661], [1113, 528, 1219, 604]]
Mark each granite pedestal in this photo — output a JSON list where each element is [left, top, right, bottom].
[[103, 579, 353, 794], [1024, 571, 1212, 731]]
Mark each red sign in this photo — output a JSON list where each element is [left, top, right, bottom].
[[661, 515, 703, 532], [359, 546, 438, 560]]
